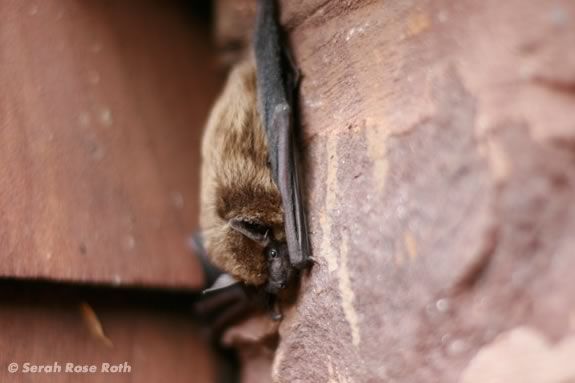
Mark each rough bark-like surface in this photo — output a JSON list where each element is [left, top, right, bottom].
[[268, 0, 575, 382], [0, 0, 221, 288]]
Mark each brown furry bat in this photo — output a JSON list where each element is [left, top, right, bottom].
[[198, 1, 310, 320], [200, 57, 285, 286]]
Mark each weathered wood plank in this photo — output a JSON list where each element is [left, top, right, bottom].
[[0, 282, 216, 382], [0, 0, 222, 288]]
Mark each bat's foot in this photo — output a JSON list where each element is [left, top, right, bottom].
[[306, 256, 318, 266], [291, 255, 315, 271]]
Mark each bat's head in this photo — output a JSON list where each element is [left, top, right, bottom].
[[264, 240, 293, 294]]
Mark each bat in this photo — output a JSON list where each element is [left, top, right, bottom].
[[197, 0, 311, 321]]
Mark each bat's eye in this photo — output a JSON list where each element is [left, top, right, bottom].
[[269, 249, 278, 258]]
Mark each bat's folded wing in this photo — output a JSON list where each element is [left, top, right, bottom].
[[273, 105, 311, 269], [254, 0, 311, 269]]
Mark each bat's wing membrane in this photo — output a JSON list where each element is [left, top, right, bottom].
[[254, 0, 311, 269]]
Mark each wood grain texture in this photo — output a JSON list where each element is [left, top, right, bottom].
[[0, 282, 216, 383], [0, 0, 222, 288]]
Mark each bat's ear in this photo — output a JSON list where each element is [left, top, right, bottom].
[[229, 218, 270, 245]]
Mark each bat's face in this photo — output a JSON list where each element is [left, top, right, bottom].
[[265, 240, 293, 294]]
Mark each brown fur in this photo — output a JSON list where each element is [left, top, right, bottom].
[[200, 58, 284, 285]]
